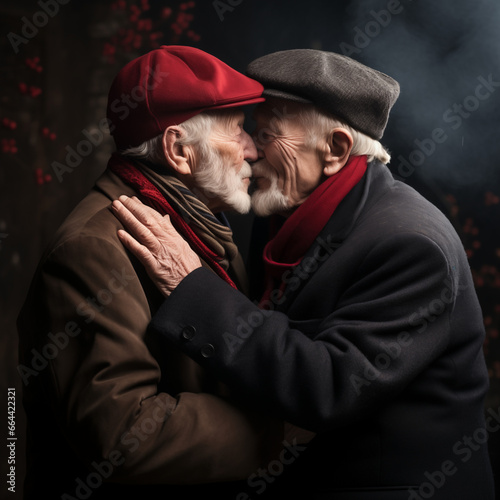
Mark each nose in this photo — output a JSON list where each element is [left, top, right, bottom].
[[251, 130, 265, 159], [242, 130, 258, 162]]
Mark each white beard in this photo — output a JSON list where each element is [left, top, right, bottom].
[[250, 160, 289, 217], [194, 147, 252, 214]]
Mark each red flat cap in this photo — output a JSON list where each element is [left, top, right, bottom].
[[106, 45, 265, 150]]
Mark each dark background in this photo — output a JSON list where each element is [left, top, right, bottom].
[[1, 0, 499, 498]]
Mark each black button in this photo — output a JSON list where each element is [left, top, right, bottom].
[[181, 325, 196, 340], [201, 344, 215, 358]]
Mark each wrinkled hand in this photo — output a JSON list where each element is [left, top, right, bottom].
[[111, 195, 201, 297]]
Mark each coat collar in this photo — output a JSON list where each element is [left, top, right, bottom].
[[95, 167, 250, 295], [94, 168, 138, 201], [271, 161, 395, 311]]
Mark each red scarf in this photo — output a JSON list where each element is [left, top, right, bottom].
[[260, 155, 367, 305], [108, 153, 237, 289]]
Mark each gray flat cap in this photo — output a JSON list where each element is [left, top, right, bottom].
[[246, 49, 400, 140]]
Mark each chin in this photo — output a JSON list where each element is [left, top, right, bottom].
[[226, 192, 252, 214], [250, 185, 290, 217]]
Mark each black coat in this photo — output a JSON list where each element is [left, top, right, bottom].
[[151, 160, 495, 499]]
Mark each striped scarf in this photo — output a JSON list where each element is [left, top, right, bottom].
[[107, 153, 248, 293]]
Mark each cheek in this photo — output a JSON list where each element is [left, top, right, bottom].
[[231, 144, 245, 169], [264, 145, 287, 177], [264, 145, 294, 192], [219, 143, 245, 170]]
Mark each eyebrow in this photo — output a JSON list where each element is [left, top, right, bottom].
[[253, 109, 284, 135], [273, 122, 283, 135], [265, 118, 283, 136]]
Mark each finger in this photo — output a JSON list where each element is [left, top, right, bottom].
[[117, 229, 158, 269], [125, 195, 144, 205], [118, 197, 179, 242], [112, 200, 162, 251], [117, 196, 172, 227], [118, 195, 165, 225]]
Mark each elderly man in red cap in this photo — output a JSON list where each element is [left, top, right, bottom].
[[17, 46, 284, 499], [114, 49, 495, 499]]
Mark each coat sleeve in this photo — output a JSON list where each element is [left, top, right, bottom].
[[150, 231, 457, 432], [19, 234, 282, 484]]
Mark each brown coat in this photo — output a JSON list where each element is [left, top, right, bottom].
[[17, 169, 282, 499]]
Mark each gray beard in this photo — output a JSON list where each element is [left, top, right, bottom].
[[250, 161, 289, 217], [193, 146, 252, 214]]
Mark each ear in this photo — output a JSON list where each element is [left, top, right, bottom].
[[162, 126, 195, 176], [322, 128, 354, 177]]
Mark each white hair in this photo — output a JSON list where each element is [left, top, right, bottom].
[[297, 106, 392, 165], [119, 110, 252, 214], [119, 111, 220, 166]]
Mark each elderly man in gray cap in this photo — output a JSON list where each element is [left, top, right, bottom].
[[113, 49, 495, 499]]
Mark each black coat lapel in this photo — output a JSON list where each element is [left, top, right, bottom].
[[273, 161, 392, 312]]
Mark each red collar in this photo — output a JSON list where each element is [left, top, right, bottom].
[[260, 155, 368, 303]]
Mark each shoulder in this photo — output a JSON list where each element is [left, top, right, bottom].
[[315, 162, 469, 289], [31, 182, 135, 290], [45, 170, 133, 263], [333, 169, 470, 299], [46, 211, 126, 274], [354, 163, 464, 265]]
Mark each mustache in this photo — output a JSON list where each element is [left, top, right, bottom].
[[239, 161, 252, 179], [249, 160, 279, 196], [250, 159, 273, 179]]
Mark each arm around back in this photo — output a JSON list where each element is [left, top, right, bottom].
[[151, 231, 456, 432]]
